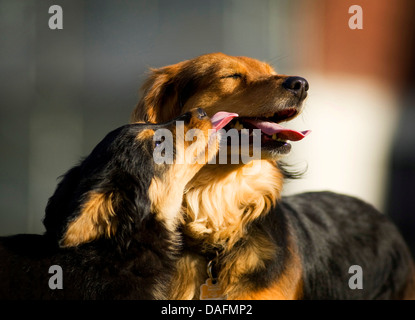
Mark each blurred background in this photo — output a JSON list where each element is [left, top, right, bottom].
[[0, 0, 414, 255]]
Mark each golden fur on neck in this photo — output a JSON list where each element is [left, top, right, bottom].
[[167, 159, 284, 300], [181, 159, 283, 251], [130, 53, 305, 299]]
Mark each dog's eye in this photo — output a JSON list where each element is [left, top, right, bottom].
[[154, 136, 165, 148], [223, 73, 243, 79]]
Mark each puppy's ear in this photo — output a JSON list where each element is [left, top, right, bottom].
[[131, 66, 183, 123], [43, 166, 82, 241], [44, 166, 145, 249], [60, 191, 118, 247], [60, 188, 149, 249]]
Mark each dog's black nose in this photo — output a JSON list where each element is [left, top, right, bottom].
[[282, 77, 309, 101], [197, 108, 208, 119]]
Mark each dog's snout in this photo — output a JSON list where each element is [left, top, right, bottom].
[[196, 108, 208, 119], [282, 77, 309, 101]]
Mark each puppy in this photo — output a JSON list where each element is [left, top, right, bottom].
[[132, 52, 415, 299], [0, 108, 228, 299]]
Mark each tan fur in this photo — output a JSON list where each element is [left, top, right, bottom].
[[169, 227, 303, 300], [136, 128, 155, 140], [168, 253, 208, 300], [131, 53, 298, 124], [132, 53, 303, 300], [166, 160, 283, 300], [218, 231, 280, 299], [225, 226, 303, 300], [148, 113, 221, 231], [62, 192, 118, 247], [234, 245, 303, 300], [132, 54, 293, 249], [402, 263, 415, 300], [62, 108, 220, 248], [182, 160, 282, 250], [148, 173, 188, 232]]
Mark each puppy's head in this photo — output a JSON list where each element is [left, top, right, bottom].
[[131, 52, 310, 160], [43, 108, 224, 248]]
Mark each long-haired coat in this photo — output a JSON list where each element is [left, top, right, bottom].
[[0, 109, 222, 299], [131, 52, 415, 300]]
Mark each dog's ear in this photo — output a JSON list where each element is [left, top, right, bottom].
[[43, 166, 83, 241], [132, 62, 201, 123], [59, 184, 151, 249], [131, 67, 179, 123], [44, 166, 149, 249], [59, 191, 118, 247], [59, 187, 148, 249]]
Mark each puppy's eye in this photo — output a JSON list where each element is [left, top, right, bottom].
[[223, 73, 243, 79], [154, 136, 165, 148]]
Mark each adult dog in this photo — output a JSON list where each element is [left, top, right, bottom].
[[131, 52, 415, 299], [0, 108, 227, 299]]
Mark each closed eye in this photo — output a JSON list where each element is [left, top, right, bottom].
[[222, 73, 243, 79]]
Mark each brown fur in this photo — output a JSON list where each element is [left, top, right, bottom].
[[402, 264, 415, 300], [62, 192, 118, 247], [181, 160, 282, 251], [64, 110, 220, 248], [136, 128, 155, 141], [132, 53, 414, 300], [0, 109, 224, 300], [234, 244, 303, 300], [168, 253, 208, 300], [148, 114, 220, 232], [132, 53, 293, 251], [132, 53, 303, 299], [131, 53, 299, 124]]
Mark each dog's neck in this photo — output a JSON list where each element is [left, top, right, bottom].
[[181, 159, 284, 252]]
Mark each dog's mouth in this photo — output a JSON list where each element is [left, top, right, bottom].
[[211, 110, 310, 155]]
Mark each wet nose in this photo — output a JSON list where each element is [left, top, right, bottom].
[[282, 76, 309, 101]]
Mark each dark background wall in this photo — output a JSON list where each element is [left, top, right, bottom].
[[1, 0, 414, 255], [0, 0, 296, 234]]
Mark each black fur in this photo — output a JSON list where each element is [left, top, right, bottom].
[[240, 191, 414, 299], [0, 114, 200, 300], [286, 192, 414, 299], [43, 125, 155, 250]]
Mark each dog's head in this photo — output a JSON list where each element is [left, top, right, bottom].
[[131, 52, 310, 159], [43, 108, 224, 249]]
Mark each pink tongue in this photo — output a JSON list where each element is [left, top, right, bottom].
[[244, 119, 311, 141], [210, 111, 239, 131]]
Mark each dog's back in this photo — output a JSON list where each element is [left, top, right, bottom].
[[0, 233, 175, 299], [281, 191, 415, 299]]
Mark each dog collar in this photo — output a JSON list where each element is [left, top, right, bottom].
[[200, 250, 227, 300]]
